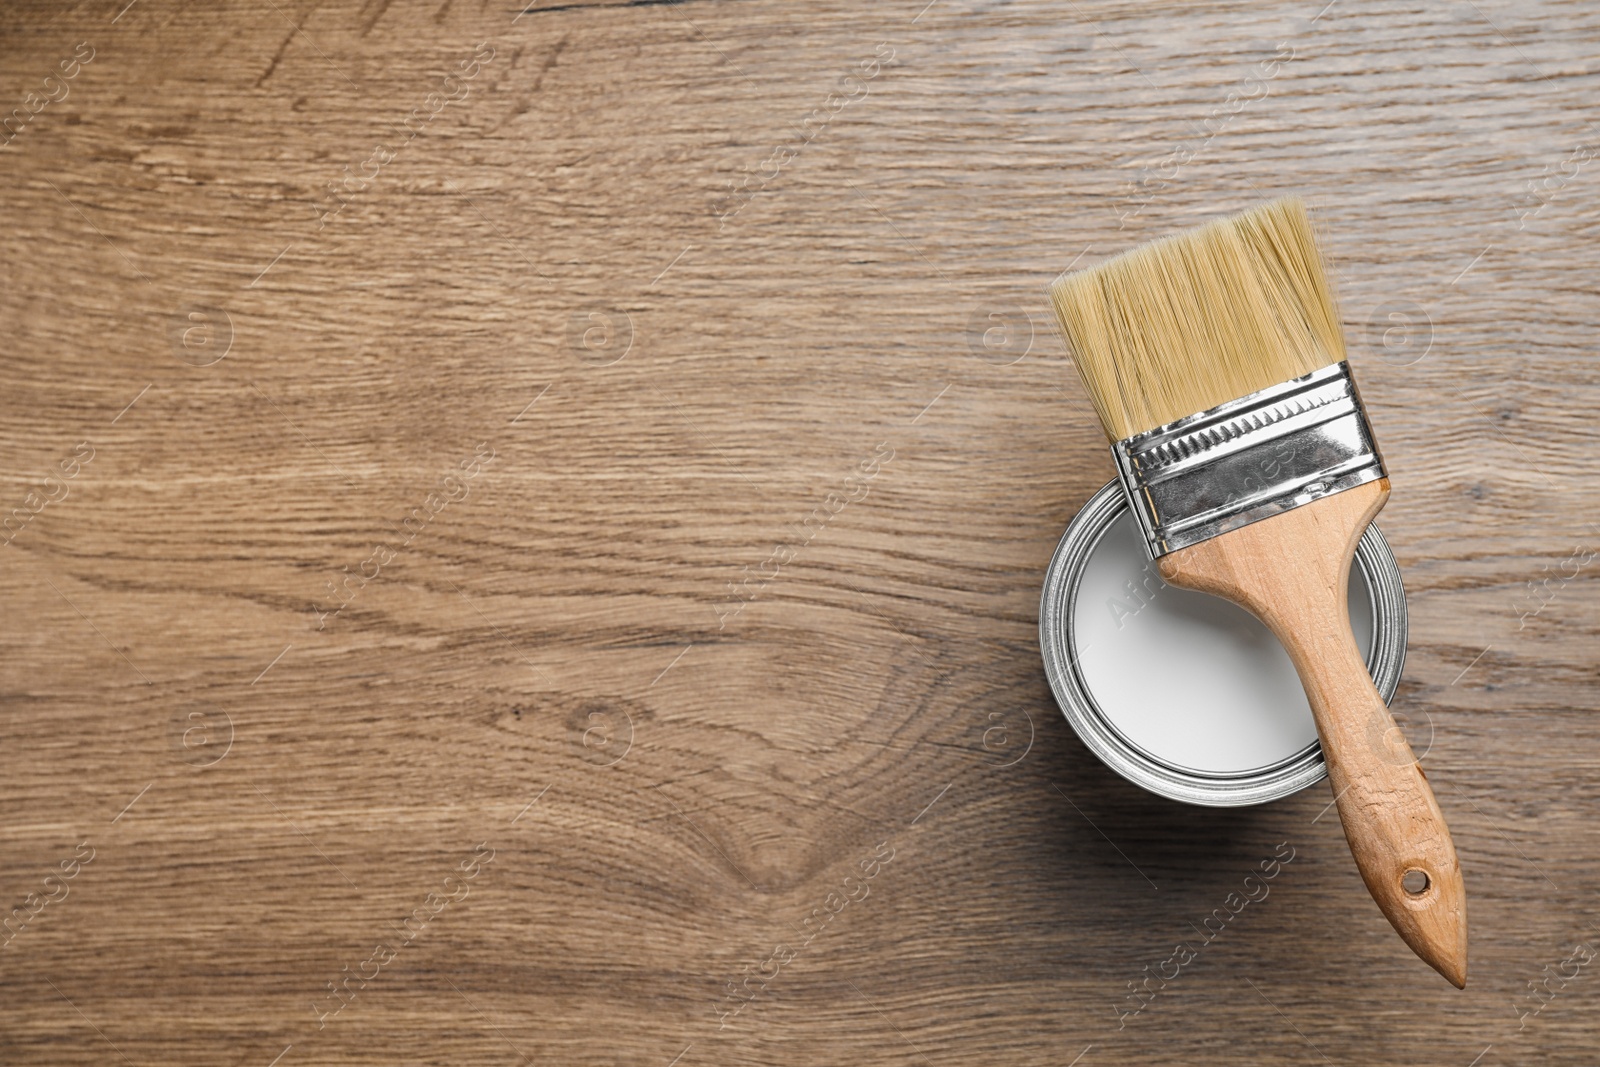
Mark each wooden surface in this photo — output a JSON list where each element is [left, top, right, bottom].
[[1161, 478, 1469, 988], [1, 0, 1597, 1064]]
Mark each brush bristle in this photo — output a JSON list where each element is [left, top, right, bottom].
[[1049, 197, 1346, 441]]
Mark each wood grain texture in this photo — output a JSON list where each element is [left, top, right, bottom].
[[1160, 478, 1468, 988], [0, 0, 1597, 1065]]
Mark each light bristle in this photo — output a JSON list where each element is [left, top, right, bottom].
[[1050, 198, 1345, 441]]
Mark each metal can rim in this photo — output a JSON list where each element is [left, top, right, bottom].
[[1039, 479, 1408, 807]]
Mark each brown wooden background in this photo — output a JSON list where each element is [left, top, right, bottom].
[[2, 0, 1597, 1063]]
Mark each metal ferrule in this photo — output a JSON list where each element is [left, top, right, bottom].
[[1111, 362, 1386, 560]]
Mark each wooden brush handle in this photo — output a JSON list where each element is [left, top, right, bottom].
[[1158, 479, 1468, 987]]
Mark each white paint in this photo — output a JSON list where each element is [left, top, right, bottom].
[[1074, 512, 1374, 775]]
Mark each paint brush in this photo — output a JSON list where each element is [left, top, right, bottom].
[[1048, 197, 1467, 987]]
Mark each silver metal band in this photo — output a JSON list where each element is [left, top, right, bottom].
[[1111, 362, 1386, 559]]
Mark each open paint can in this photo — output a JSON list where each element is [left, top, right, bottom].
[[1040, 479, 1407, 807]]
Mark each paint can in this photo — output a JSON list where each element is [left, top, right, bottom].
[[1039, 479, 1407, 807]]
